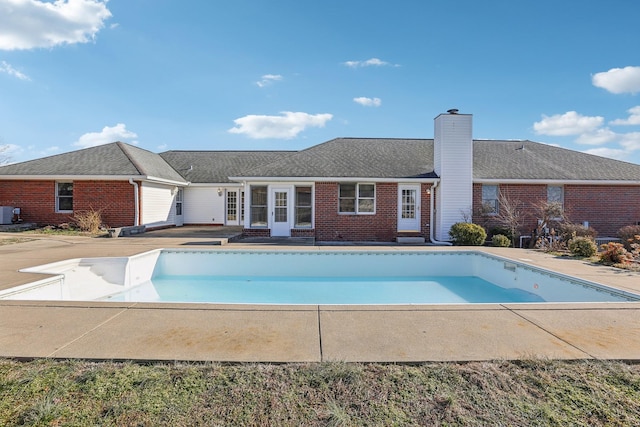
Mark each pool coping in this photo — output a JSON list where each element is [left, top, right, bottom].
[[1, 230, 640, 362]]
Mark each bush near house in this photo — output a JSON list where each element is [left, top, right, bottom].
[[558, 222, 597, 241], [599, 242, 634, 266], [618, 225, 640, 251], [568, 236, 597, 258], [491, 234, 511, 247], [449, 222, 487, 246], [71, 208, 105, 234]]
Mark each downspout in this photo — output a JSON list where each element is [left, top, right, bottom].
[[128, 178, 139, 226], [429, 180, 453, 245]]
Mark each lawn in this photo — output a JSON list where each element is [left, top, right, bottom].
[[1, 359, 639, 426]]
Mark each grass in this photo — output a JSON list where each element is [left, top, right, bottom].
[[22, 227, 107, 237], [1, 359, 639, 426]]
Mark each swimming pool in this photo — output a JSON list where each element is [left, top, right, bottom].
[[2, 249, 639, 304]]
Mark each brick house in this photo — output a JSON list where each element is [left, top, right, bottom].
[[1, 110, 640, 242]]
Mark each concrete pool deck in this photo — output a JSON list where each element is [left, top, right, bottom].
[[1, 227, 639, 363]]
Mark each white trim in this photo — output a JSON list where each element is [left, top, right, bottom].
[[188, 182, 243, 187], [230, 176, 438, 184], [55, 181, 73, 213], [270, 186, 292, 237], [397, 184, 421, 232], [0, 174, 188, 185], [338, 182, 376, 215]]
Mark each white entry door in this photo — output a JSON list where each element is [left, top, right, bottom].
[[270, 187, 291, 237], [397, 184, 421, 232]]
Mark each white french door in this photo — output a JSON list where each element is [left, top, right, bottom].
[[225, 189, 245, 226], [397, 184, 421, 232]]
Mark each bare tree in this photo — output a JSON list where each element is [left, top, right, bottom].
[[495, 191, 525, 247], [529, 200, 569, 250]]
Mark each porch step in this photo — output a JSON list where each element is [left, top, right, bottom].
[[397, 236, 426, 244]]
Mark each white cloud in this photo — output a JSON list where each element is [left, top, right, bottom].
[[592, 66, 640, 94], [533, 111, 604, 136], [0, 0, 112, 50], [610, 106, 640, 125], [256, 74, 283, 88], [228, 112, 333, 139], [353, 97, 381, 107], [74, 123, 138, 148], [575, 128, 617, 145], [0, 60, 30, 80], [583, 147, 628, 161], [620, 132, 640, 151], [343, 57, 398, 68]]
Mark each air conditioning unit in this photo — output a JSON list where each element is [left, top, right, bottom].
[[0, 206, 14, 225]]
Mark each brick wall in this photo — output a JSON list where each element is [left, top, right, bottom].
[[472, 183, 640, 238], [565, 185, 640, 237], [313, 182, 432, 242], [0, 180, 137, 228]]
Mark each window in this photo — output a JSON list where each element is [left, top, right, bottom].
[[250, 186, 267, 227], [547, 185, 564, 220], [295, 186, 312, 228], [481, 184, 499, 214], [339, 183, 375, 214], [547, 185, 563, 205], [56, 182, 73, 212], [175, 188, 183, 216]]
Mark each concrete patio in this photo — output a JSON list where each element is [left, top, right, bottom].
[[1, 226, 639, 363]]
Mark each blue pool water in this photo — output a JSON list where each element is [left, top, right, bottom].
[[108, 275, 546, 304], [92, 250, 639, 305], [6, 249, 638, 304]]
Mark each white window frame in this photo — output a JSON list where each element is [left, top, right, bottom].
[[481, 184, 499, 215], [547, 185, 564, 206], [55, 181, 73, 213], [294, 185, 313, 228], [338, 183, 376, 215], [249, 185, 268, 228], [547, 185, 564, 220]]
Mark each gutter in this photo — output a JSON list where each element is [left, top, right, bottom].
[[129, 178, 140, 226], [429, 180, 452, 246], [228, 176, 438, 184]]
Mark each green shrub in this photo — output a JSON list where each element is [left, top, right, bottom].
[[618, 225, 640, 251], [491, 234, 511, 247], [599, 242, 632, 265], [489, 226, 513, 241], [568, 236, 597, 257], [449, 222, 487, 246]]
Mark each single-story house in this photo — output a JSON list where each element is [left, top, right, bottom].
[[1, 110, 639, 242]]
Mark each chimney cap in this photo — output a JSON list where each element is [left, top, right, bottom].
[[447, 109, 459, 114]]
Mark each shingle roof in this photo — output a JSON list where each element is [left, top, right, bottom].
[[0, 142, 186, 183], [233, 138, 438, 179], [232, 138, 640, 182], [473, 140, 640, 181], [2, 139, 639, 184], [159, 150, 294, 183]]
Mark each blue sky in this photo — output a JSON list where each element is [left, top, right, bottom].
[[1, 0, 640, 166]]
